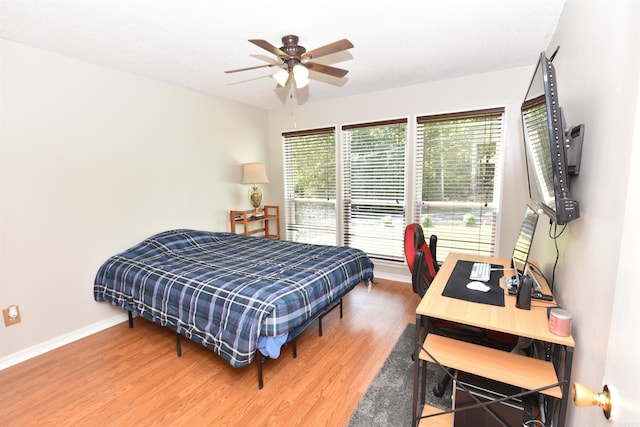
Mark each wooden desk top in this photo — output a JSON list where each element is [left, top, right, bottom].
[[416, 253, 575, 348]]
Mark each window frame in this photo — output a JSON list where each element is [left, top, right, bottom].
[[414, 107, 505, 261], [282, 127, 338, 245], [341, 119, 408, 261]]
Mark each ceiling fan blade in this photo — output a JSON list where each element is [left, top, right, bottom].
[[303, 39, 353, 60], [249, 39, 288, 58], [304, 62, 349, 78], [225, 63, 281, 74]]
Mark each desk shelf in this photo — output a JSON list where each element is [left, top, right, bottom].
[[419, 334, 562, 399], [418, 405, 452, 427]]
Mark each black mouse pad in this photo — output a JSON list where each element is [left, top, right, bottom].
[[441, 260, 505, 306]]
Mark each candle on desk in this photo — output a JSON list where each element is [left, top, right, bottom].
[[549, 308, 573, 336]]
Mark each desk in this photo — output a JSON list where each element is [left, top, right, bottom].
[[412, 253, 575, 427]]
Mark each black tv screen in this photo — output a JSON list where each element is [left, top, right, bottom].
[[521, 50, 584, 225]]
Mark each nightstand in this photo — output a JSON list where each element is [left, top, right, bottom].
[[230, 205, 280, 239]]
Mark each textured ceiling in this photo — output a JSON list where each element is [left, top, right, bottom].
[[0, 0, 566, 110]]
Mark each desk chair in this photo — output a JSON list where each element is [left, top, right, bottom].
[[404, 223, 439, 280], [404, 223, 517, 397]]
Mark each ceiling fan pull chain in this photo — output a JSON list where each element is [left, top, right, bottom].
[[290, 85, 297, 129]]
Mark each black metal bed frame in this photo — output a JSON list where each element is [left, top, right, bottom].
[[126, 296, 345, 389]]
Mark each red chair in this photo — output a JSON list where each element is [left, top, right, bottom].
[[405, 223, 517, 397], [404, 223, 438, 284]]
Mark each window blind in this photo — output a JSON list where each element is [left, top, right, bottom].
[[342, 119, 407, 260], [282, 127, 337, 245], [415, 108, 504, 261]]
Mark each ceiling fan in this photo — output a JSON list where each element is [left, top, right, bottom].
[[225, 35, 354, 89]]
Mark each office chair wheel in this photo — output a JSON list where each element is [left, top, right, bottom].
[[432, 367, 455, 397], [432, 383, 446, 398]]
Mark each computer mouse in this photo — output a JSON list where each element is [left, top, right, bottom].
[[466, 281, 491, 292]]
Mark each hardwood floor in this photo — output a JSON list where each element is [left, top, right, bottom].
[[0, 278, 419, 426]]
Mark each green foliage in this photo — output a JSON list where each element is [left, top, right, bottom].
[[420, 215, 433, 228], [420, 116, 498, 204], [463, 213, 476, 227], [349, 124, 406, 201], [289, 132, 337, 199]]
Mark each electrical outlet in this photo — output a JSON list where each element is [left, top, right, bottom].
[[3, 305, 21, 327]]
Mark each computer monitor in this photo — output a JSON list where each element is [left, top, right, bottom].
[[511, 205, 539, 280]]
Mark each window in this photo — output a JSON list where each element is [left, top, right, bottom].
[[342, 119, 407, 260], [282, 109, 504, 264], [283, 127, 336, 245], [415, 108, 504, 261]]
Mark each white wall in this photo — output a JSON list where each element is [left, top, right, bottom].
[[530, 2, 639, 425], [267, 67, 535, 277], [0, 40, 269, 361], [604, 55, 640, 423]]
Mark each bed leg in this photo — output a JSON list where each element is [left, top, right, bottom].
[[176, 333, 182, 357], [292, 340, 297, 358], [257, 354, 264, 389], [318, 298, 344, 337], [128, 311, 133, 328]]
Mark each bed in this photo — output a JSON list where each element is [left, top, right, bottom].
[[93, 229, 374, 386]]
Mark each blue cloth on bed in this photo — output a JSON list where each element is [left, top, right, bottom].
[[94, 230, 374, 368], [257, 334, 288, 358]]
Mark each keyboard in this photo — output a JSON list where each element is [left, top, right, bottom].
[[469, 262, 491, 282]]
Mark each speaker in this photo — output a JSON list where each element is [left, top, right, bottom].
[[516, 276, 532, 310]]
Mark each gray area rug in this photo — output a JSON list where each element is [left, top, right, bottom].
[[347, 323, 451, 427]]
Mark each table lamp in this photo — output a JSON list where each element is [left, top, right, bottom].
[[241, 163, 269, 215]]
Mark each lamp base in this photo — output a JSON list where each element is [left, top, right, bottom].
[[249, 185, 263, 213]]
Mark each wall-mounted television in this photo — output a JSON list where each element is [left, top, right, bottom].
[[521, 48, 584, 225]]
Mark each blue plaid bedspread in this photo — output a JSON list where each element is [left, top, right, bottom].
[[94, 229, 374, 368]]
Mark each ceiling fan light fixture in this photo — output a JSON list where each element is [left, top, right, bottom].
[[272, 68, 290, 87], [227, 35, 353, 92], [293, 64, 309, 88]]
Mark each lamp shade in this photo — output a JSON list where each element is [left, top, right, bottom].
[[272, 68, 290, 87], [272, 65, 310, 88], [241, 163, 269, 184], [293, 64, 309, 89]]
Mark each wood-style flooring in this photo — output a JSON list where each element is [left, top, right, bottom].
[[0, 278, 419, 426]]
